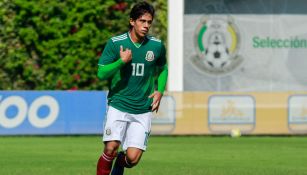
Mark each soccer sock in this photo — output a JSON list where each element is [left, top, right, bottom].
[[97, 152, 116, 175], [116, 152, 133, 168]]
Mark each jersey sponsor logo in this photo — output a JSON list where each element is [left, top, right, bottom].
[[145, 51, 155, 61], [190, 16, 244, 76]]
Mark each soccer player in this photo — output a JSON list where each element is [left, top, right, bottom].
[[96, 1, 168, 175]]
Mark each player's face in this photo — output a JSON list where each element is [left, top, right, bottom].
[[130, 13, 153, 39]]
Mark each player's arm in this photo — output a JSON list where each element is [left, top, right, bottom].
[[97, 40, 132, 80], [150, 43, 168, 112], [149, 65, 168, 112], [156, 42, 168, 95], [97, 59, 125, 80], [157, 64, 168, 95]]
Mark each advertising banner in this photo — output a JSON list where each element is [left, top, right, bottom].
[[2, 91, 307, 135], [0, 91, 107, 135], [159, 92, 307, 135]]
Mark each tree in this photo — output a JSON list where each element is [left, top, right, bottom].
[[0, 0, 167, 90]]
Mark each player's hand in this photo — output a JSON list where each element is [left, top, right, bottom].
[[120, 45, 132, 63], [149, 91, 163, 113]]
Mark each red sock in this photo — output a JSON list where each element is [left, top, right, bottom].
[[97, 152, 116, 175]]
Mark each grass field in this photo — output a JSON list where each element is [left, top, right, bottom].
[[1, 136, 307, 175]]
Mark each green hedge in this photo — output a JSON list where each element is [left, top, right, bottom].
[[0, 0, 167, 90]]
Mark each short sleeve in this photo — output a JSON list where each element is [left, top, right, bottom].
[[156, 42, 167, 67], [98, 39, 118, 65]]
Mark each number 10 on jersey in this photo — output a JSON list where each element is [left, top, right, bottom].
[[132, 63, 144, 76]]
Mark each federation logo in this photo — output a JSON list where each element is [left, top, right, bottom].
[[105, 128, 111, 136], [145, 51, 155, 61], [191, 16, 244, 76]]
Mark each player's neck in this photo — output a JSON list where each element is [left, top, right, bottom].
[[129, 30, 145, 43]]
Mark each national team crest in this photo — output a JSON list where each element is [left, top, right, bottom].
[[191, 16, 244, 76], [145, 51, 155, 61]]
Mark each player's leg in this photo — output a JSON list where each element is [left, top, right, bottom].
[[125, 147, 144, 167], [111, 131, 145, 175], [111, 147, 143, 175], [124, 111, 152, 166], [97, 141, 120, 175], [97, 107, 128, 175], [111, 112, 152, 174]]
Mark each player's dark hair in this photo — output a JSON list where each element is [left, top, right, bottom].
[[129, 1, 155, 29]]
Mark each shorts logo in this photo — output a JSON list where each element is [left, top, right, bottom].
[[144, 131, 150, 146], [191, 16, 244, 76], [105, 128, 111, 136], [145, 51, 154, 61]]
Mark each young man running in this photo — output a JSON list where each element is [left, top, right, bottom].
[[96, 1, 168, 175]]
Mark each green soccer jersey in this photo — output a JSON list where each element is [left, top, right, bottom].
[[98, 32, 167, 114]]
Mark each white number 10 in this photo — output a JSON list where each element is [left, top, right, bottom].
[[132, 63, 144, 76]]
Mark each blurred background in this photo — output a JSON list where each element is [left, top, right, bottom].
[[1, 0, 307, 136], [0, 0, 168, 135], [1, 0, 307, 175], [0, 0, 167, 90]]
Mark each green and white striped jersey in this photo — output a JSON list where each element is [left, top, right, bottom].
[[98, 32, 167, 114]]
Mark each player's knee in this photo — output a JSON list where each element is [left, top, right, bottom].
[[126, 154, 140, 167], [104, 147, 117, 157], [104, 141, 120, 156]]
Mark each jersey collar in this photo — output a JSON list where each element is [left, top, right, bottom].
[[128, 32, 146, 48]]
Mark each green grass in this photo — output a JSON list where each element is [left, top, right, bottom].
[[1, 136, 307, 175]]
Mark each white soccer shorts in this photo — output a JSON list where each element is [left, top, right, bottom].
[[102, 106, 152, 151]]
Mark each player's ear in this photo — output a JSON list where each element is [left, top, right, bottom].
[[130, 18, 135, 27]]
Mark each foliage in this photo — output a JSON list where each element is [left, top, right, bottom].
[[0, 0, 167, 90]]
